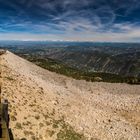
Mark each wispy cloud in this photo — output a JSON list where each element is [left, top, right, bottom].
[[0, 0, 140, 42]]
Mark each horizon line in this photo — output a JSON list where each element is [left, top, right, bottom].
[[0, 40, 140, 43]]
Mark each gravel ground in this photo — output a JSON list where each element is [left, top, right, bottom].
[[1, 51, 140, 140]]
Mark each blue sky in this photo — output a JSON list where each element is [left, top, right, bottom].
[[0, 0, 140, 42]]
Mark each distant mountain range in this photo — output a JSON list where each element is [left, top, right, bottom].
[[0, 42, 140, 78], [43, 46, 140, 78]]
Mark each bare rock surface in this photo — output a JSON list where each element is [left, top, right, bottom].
[[0, 51, 140, 140]]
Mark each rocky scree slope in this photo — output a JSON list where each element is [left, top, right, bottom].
[[0, 51, 140, 140]]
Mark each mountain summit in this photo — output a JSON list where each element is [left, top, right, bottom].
[[1, 51, 140, 140]]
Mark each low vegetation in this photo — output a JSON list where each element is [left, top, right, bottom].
[[51, 117, 86, 140], [5, 76, 14, 81]]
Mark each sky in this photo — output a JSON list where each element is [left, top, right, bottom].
[[0, 0, 140, 42]]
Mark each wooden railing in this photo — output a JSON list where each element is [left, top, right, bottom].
[[0, 50, 11, 139], [0, 100, 11, 140]]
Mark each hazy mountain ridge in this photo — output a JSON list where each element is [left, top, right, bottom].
[[29, 46, 140, 78], [0, 42, 140, 78], [50, 49, 140, 77]]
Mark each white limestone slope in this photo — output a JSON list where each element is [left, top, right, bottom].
[[1, 51, 140, 140]]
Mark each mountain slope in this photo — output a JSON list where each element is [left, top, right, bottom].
[[1, 51, 140, 140], [42, 47, 140, 78]]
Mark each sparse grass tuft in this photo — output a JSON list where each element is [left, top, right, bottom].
[[15, 122, 22, 129], [51, 118, 86, 140], [5, 76, 14, 81], [35, 115, 40, 120], [11, 115, 17, 121]]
